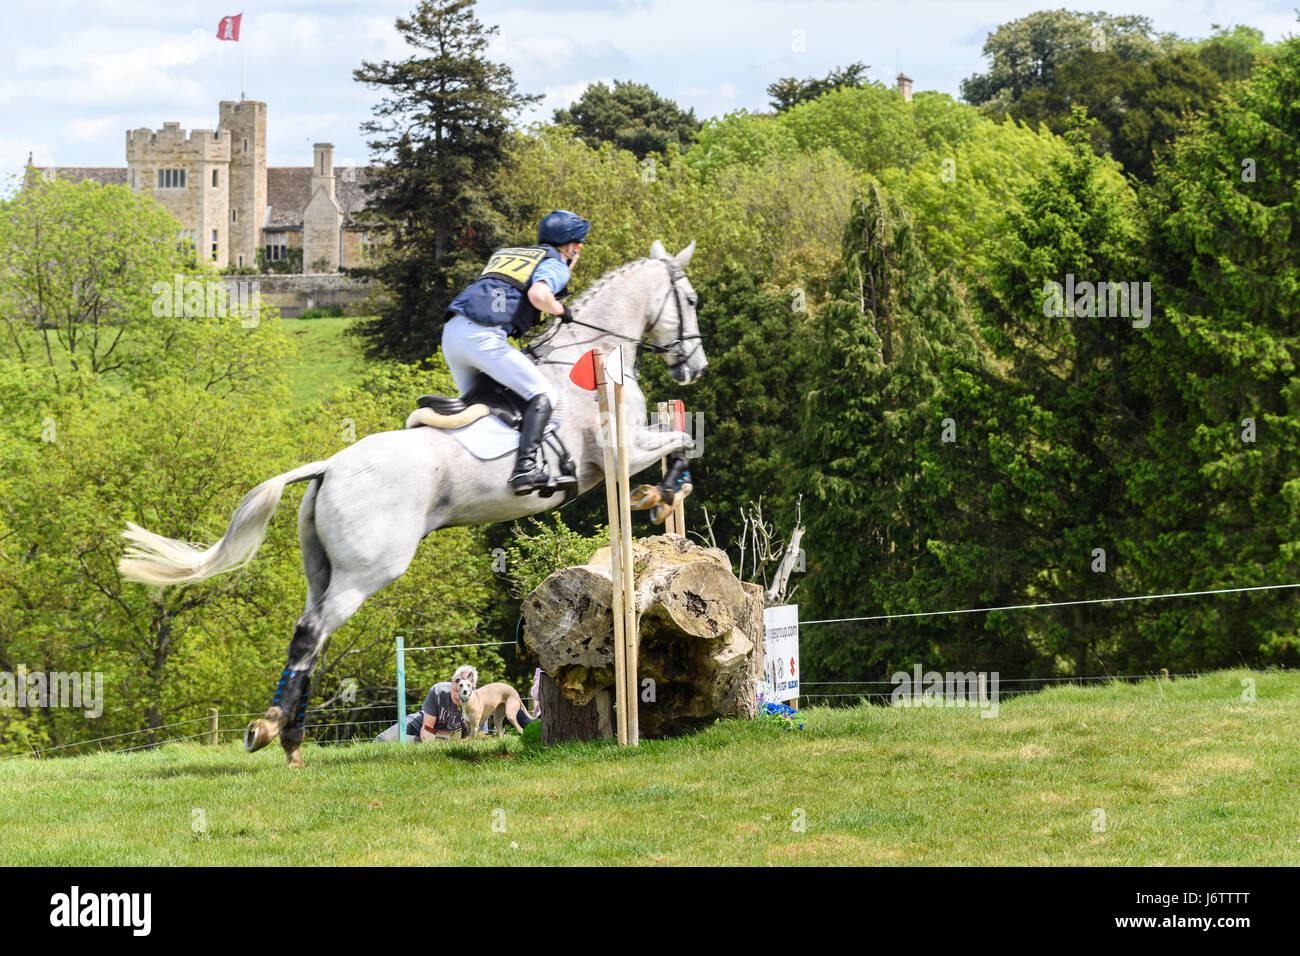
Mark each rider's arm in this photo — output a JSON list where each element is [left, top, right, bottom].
[[527, 280, 566, 317]]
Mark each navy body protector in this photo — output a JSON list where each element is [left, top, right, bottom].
[[447, 244, 567, 336]]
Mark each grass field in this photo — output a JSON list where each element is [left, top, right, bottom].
[[3, 669, 1296, 866], [282, 315, 368, 406]]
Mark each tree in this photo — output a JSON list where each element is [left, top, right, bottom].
[[1124, 37, 1300, 669], [767, 62, 870, 112], [781, 84, 925, 175], [1006, 38, 1267, 181], [350, 0, 538, 362], [636, 262, 810, 557], [965, 108, 1146, 674], [0, 176, 287, 395], [553, 80, 701, 159], [962, 10, 1177, 112], [788, 184, 993, 682], [879, 114, 1071, 284]]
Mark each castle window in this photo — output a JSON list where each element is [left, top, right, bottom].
[[243, 138, 248, 154], [212, 169, 219, 188], [177, 229, 197, 252], [211, 229, 219, 259], [265, 231, 287, 262], [231, 209, 238, 223], [157, 168, 186, 189]]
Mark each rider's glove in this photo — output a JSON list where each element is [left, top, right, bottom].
[[560, 305, 575, 324]]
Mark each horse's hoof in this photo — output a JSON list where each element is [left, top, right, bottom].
[[629, 484, 663, 511], [243, 708, 287, 752], [284, 747, 305, 768]]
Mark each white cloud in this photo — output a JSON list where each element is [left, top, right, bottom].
[[64, 116, 119, 143]]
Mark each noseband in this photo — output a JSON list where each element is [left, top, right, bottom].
[[645, 259, 704, 374]]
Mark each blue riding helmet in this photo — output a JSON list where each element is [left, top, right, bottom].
[[538, 210, 591, 246]]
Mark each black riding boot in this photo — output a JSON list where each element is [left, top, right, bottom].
[[510, 395, 577, 495]]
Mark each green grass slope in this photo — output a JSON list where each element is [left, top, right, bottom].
[[282, 315, 368, 406], [1, 670, 1295, 866]]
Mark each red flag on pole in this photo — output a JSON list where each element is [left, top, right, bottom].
[[216, 14, 242, 42]]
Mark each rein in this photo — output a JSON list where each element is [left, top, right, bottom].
[[525, 259, 701, 377]]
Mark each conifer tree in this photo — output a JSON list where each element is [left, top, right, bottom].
[[351, 0, 538, 362]]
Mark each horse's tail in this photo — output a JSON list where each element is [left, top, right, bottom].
[[118, 460, 329, 587]]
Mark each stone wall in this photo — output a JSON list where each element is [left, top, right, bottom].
[[227, 274, 374, 318]]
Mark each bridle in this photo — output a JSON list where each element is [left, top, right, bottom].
[[526, 259, 702, 378]]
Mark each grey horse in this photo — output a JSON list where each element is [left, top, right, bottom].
[[117, 240, 706, 766]]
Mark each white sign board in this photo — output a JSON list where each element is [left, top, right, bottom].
[[762, 604, 800, 703]]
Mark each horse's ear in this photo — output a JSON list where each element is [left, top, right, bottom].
[[673, 240, 696, 268], [649, 239, 668, 259]]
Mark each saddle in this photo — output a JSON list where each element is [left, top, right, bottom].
[[415, 374, 529, 429], [408, 375, 578, 501]]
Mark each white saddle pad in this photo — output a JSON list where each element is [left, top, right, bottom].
[[448, 414, 520, 461]]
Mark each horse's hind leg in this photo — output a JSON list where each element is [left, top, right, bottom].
[[245, 582, 369, 766], [244, 478, 339, 765]]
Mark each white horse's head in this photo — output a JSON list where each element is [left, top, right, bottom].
[[646, 239, 708, 384]]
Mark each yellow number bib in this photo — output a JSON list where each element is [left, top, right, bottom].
[[480, 247, 548, 287]]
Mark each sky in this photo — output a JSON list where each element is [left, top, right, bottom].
[[3, 0, 1297, 181]]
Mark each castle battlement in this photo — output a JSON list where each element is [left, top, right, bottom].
[[127, 123, 231, 162]]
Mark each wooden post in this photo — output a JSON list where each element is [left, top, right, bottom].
[[656, 401, 677, 535], [672, 400, 687, 537], [208, 707, 218, 745], [595, 350, 629, 746], [614, 375, 640, 745]]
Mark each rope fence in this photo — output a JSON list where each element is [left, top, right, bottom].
[[7, 581, 1293, 759], [800, 582, 1300, 625]]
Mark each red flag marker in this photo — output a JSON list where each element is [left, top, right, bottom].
[[569, 348, 597, 391]]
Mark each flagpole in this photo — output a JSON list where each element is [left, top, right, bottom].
[[240, 10, 246, 100]]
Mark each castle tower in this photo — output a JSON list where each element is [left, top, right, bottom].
[[303, 143, 342, 273], [219, 100, 267, 270], [127, 122, 231, 264], [896, 73, 913, 103]]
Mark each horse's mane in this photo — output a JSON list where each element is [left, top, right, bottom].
[[571, 258, 654, 313]]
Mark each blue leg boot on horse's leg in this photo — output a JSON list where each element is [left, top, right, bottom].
[[510, 394, 577, 496]]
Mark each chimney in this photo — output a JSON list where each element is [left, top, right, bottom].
[[312, 143, 336, 203], [896, 73, 913, 103]]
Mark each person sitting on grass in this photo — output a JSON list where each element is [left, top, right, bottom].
[[374, 664, 534, 742]]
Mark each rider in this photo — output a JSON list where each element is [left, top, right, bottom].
[[441, 210, 590, 495]]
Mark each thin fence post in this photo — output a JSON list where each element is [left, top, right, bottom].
[[208, 708, 218, 745], [395, 635, 407, 745]]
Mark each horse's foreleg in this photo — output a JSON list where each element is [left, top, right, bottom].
[[626, 428, 695, 521]]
